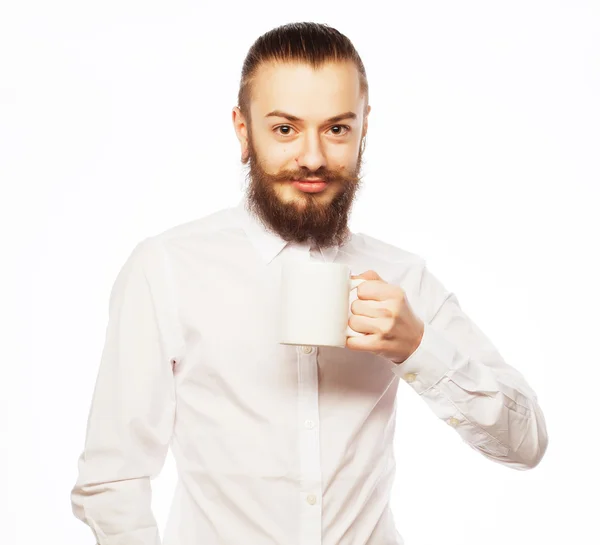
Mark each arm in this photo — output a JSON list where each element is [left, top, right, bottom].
[[70, 238, 184, 545], [391, 262, 548, 470]]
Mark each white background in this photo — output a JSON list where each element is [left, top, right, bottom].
[[1, 1, 598, 544]]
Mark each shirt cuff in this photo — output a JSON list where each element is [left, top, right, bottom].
[[389, 321, 458, 394]]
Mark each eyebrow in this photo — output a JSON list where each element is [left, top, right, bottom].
[[265, 110, 357, 124]]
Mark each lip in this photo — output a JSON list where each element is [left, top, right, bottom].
[[292, 180, 328, 193]]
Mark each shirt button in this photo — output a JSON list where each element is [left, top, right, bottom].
[[404, 372, 417, 383], [304, 419, 315, 429], [306, 494, 317, 505], [302, 346, 314, 354], [447, 417, 460, 427]]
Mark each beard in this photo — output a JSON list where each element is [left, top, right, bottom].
[[242, 130, 365, 249]]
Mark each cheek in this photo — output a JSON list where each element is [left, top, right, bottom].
[[268, 145, 287, 160]]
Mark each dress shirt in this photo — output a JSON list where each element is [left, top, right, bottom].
[[70, 198, 548, 545]]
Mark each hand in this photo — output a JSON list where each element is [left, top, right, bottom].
[[346, 270, 425, 364]]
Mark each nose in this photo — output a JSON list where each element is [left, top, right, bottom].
[[295, 131, 326, 173]]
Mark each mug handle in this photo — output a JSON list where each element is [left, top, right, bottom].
[[346, 278, 366, 338]]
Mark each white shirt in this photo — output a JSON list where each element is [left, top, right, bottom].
[[70, 198, 548, 545]]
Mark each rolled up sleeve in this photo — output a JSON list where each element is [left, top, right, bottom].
[[70, 237, 184, 545]]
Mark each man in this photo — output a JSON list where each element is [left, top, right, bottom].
[[71, 22, 548, 545]]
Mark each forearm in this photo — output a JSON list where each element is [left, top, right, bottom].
[[392, 320, 548, 469], [71, 473, 161, 545], [70, 238, 182, 544]]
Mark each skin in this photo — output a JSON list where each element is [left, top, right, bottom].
[[232, 60, 368, 248], [232, 60, 424, 364]]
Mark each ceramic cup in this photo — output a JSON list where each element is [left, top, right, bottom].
[[279, 260, 366, 348]]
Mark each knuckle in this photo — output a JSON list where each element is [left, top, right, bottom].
[[381, 306, 393, 318], [383, 318, 395, 334]]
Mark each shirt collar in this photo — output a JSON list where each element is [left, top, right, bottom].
[[233, 198, 341, 265]]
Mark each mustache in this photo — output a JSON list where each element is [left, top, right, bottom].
[[264, 168, 359, 184]]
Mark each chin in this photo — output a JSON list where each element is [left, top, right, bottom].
[[274, 184, 298, 202]]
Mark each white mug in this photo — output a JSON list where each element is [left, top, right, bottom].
[[279, 260, 366, 348]]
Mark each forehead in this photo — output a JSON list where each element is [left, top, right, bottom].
[[250, 61, 363, 121]]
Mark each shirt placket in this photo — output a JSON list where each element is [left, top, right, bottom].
[[297, 342, 322, 545], [283, 242, 322, 545]]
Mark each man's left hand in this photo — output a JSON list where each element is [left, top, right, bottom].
[[346, 270, 425, 364]]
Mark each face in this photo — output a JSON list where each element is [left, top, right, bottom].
[[232, 60, 370, 248]]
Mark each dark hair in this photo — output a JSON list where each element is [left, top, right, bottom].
[[237, 22, 369, 122]]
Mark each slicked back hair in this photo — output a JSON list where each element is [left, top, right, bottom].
[[237, 22, 369, 123]]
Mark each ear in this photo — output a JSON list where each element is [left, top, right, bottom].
[[362, 104, 371, 139], [232, 107, 249, 163]]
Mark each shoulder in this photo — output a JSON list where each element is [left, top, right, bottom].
[[124, 205, 243, 264], [152, 206, 239, 246], [346, 231, 425, 267], [113, 206, 236, 280]]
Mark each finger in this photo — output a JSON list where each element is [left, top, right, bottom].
[[351, 270, 382, 281], [356, 281, 400, 302], [348, 314, 379, 334], [346, 332, 377, 351], [351, 298, 390, 319]]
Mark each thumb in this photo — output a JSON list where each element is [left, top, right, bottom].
[[352, 270, 381, 281]]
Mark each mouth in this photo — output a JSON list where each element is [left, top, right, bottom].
[[291, 179, 328, 193]]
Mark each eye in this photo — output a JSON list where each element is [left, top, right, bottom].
[[329, 125, 351, 136], [273, 124, 351, 137], [274, 125, 295, 136]]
